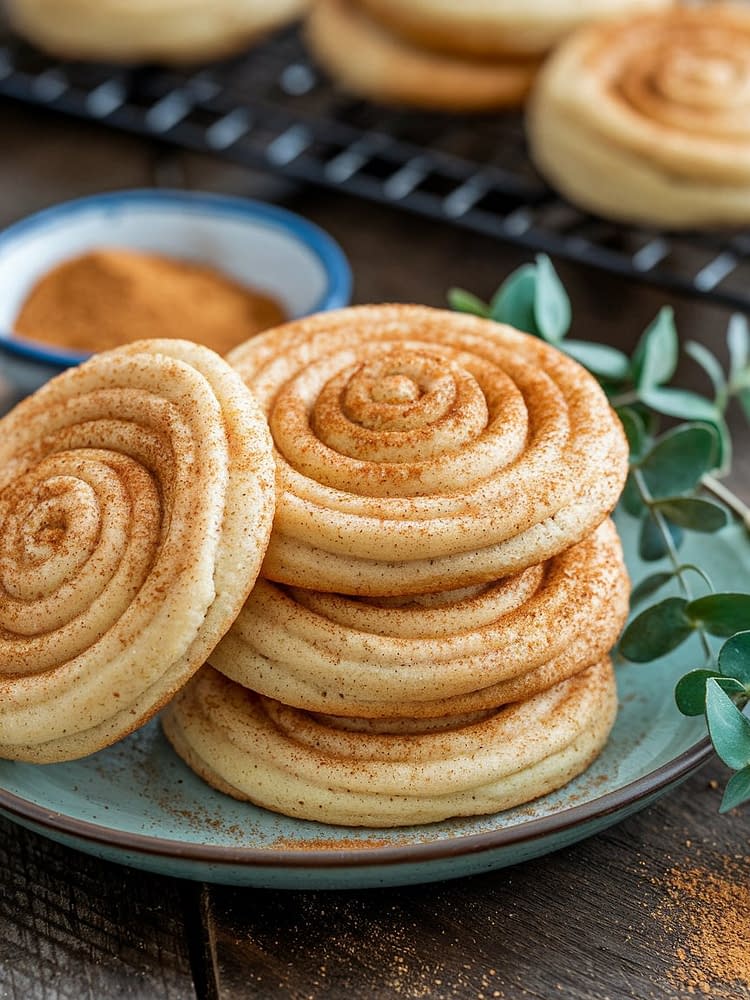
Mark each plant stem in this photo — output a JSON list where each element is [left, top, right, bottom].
[[633, 468, 714, 663], [609, 389, 640, 407], [702, 473, 750, 531]]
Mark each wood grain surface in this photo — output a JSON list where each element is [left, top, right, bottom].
[[1, 102, 749, 1000]]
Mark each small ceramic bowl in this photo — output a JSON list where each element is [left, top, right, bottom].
[[0, 189, 352, 398]]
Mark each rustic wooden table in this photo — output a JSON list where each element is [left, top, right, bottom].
[[1, 102, 749, 1000]]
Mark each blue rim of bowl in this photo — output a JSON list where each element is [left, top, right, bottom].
[[0, 733, 713, 871], [0, 189, 352, 367]]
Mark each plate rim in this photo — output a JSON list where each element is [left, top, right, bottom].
[[0, 732, 713, 870]]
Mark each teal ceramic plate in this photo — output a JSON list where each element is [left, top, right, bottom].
[[0, 510, 729, 890]]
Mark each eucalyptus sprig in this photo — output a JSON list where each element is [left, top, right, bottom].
[[449, 255, 750, 813]]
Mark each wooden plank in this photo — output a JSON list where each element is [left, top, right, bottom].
[[202, 759, 749, 1000], [0, 816, 198, 1000]]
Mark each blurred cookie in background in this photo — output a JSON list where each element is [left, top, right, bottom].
[[307, 0, 538, 111], [6, 0, 308, 63], [527, 4, 750, 227], [356, 0, 673, 59]]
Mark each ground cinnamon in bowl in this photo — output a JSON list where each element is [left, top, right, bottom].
[[13, 248, 286, 356]]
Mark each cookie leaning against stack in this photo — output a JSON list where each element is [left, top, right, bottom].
[[528, 5, 750, 228], [163, 305, 630, 827], [305, 0, 671, 111], [0, 340, 275, 763]]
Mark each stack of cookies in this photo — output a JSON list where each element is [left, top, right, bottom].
[[305, 0, 670, 111], [163, 305, 631, 827]]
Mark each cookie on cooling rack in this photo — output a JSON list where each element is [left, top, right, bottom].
[[306, 0, 538, 111], [7, 0, 308, 63], [527, 5, 750, 227]]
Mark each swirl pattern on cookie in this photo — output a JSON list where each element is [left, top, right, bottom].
[[162, 660, 617, 826], [0, 340, 275, 763], [212, 519, 628, 716], [228, 305, 628, 596], [528, 6, 750, 227]]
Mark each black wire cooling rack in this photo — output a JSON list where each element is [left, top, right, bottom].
[[1, 24, 749, 311]]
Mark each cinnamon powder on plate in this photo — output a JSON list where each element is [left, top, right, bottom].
[[14, 248, 286, 355]]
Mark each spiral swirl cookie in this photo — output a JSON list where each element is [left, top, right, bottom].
[[0, 340, 275, 763], [356, 0, 671, 58], [163, 660, 617, 826], [307, 0, 538, 111], [527, 6, 750, 228], [212, 519, 628, 717], [228, 305, 628, 596], [7, 0, 307, 63]]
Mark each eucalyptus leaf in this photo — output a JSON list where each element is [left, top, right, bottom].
[[563, 340, 630, 381], [685, 340, 727, 397], [674, 669, 741, 716], [739, 388, 750, 425], [533, 254, 571, 343], [713, 415, 733, 477], [728, 313, 750, 382], [630, 571, 675, 607], [720, 765, 750, 813], [620, 472, 645, 517], [448, 288, 489, 317], [639, 423, 719, 498], [639, 386, 720, 423], [718, 631, 750, 685], [632, 307, 678, 390], [651, 497, 729, 533], [686, 593, 750, 637], [489, 265, 537, 332], [639, 513, 684, 561], [705, 678, 750, 770], [619, 597, 693, 662], [617, 407, 648, 460]]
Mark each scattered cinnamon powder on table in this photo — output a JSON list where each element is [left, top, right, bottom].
[[654, 856, 750, 997], [14, 248, 286, 355]]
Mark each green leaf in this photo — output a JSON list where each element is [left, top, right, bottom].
[[675, 669, 736, 716], [651, 497, 729, 533], [728, 313, 749, 382], [739, 388, 750, 425], [639, 514, 684, 561], [640, 387, 720, 423], [617, 407, 648, 461], [720, 765, 750, 813], [718, 631, 750, 685], [713, 414, 733, 477], [705, 678, 750, 770], [619, 597, 693, 662], [533, 254, 570, 343], [630, 571, 675, 607], [686, 593, 750, 637], [447, 288, 489, 317], [632, 307, 678, 390], [620, 472, 645, 517], [489, 265, 537, 333], [563, 340, 630, 381], [639, 423, 719, 498], [685, 340, 726, 397]]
